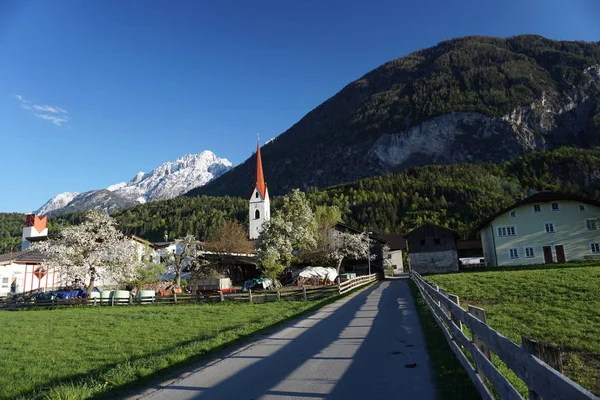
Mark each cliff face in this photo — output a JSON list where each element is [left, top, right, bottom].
[[188, 35, 600, 198]]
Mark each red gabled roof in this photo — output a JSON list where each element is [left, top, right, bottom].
[[254, 141, 267, 198]]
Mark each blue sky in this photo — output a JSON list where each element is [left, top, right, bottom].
[[1, 0, 599, 212]]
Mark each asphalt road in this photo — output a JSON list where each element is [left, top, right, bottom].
[[138, 278, 437, 400]]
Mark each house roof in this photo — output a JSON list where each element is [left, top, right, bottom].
[[334, 223, 387, 244], [402, 222, 459, 239], [0, 249, 45, 265], [199, 252, 257, 266], [378, 234, 407, 251], [475, 191, 600, 231]]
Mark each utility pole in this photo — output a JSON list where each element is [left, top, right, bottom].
[[367, 231, 372, 275]]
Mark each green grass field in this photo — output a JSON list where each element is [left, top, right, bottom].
[[425, 262, 600, 396], [0, 299, 335, 400]]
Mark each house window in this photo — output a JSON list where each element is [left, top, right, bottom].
[[524, 247, 535, 258], [591, 243, 600, 253], [586, 219, 597, 231], [255, 192, 259, 199], [509, 210, 517, 218], [580, 204, 588, 212], [533, 204, 542, 213], [551, 202, 560, 211], [497, 226, 517, 237], [509, 248, 519, 259], [255, 210, 260, 219], [545, 222, 556, 234], [434, 238, 441, 245]]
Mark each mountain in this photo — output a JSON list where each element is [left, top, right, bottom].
[[105, 146, 600, 242], [35, 192, 79, 215], [37, 151, 232, 216], [188, 35, 600, 199]]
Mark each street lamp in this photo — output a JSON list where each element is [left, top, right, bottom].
[[367, 231, 372, 276]]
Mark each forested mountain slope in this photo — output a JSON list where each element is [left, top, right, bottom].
[[119, 147, 600, 240], [189, 35, 600, 199]]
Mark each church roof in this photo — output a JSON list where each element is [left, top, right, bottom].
[[255, 141, 267, 198]]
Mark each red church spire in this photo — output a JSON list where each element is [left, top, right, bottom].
[[255, 140, 267, 198]]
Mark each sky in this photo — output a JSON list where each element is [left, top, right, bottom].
[[1, 0, 599, 213]]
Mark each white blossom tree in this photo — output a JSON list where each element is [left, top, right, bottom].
[[32, 211, 141, 296], [328, 231, 374, 275], [165, 234, 200, 288], [256, 189, 317, 281]]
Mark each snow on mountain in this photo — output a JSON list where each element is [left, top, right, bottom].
[[35, 192, 79, 215], [113, 151, 232, 203], [106, 182, 127, 192], [36, 150, 232, 216]]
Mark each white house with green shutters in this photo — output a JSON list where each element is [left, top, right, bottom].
[[476, 192, 600, 266]]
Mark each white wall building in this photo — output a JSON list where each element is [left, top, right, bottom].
[[249, 140, 270, 240]]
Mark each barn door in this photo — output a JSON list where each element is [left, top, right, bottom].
[[543, 246, 553, 264], [555, 245, 566, 263]]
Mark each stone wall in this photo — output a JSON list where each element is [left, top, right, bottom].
[[408, 250, 458, 274]]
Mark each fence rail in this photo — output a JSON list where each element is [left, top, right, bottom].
[[411, 271, 598, 400], [1, 273, 380, 310]]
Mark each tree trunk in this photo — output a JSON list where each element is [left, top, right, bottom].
[[85, 275, 95, 299], [175, 268, 181, 289], [336, 258, 344, 283]]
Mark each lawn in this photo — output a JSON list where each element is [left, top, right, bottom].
[[425, 262, 600, 396], [0, 299, 335, 400]]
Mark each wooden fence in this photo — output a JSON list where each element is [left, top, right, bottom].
[[411, 271, 598, 400], [1, 273, 380, 310]]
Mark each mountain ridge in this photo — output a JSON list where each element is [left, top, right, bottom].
[[187, 34, 600, 199], [36, 150, 232, 216]]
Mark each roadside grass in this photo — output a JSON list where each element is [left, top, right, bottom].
[[408, 279, 481, 400], [425, 262, 600, 396], [0, 293, 357, 400]]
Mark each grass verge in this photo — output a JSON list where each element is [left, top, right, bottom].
[[408, 279, 481, 400], [1, 287, 370, 400], [426, 262, 600, 396]]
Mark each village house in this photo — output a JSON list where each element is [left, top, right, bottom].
[[476, 192, 600, 266], [379, 234, 406, 272], [403, 222, 459, 274]]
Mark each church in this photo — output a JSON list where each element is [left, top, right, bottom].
[[248, 140, 270, 240]]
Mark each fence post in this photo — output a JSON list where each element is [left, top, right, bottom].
[[219, 291, 224, 302], [129, 295, 133, 305], [249, 289, 253, 303], [111, 295, 115, 307], [447, 294, 462, 331], [173, 292, 177, 304], [521, 336, 563, 400], [338, 280, 341, 295], [439, 289, 450, 318], [468, 305, 492, 380], [276, 290, 281, 301], [302, 286, 307, 301], [434, 286, 441, 306], [93, 298, 97, 307]]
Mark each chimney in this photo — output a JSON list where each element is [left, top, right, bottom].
[[21, 214, 48, 251]]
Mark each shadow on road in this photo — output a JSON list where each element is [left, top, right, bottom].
[[147, 280, 435, 400]]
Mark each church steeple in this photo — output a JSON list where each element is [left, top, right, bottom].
[[249, 139, 270, 240], [255, 141, 266, 198]]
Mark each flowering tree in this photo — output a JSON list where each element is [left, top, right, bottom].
[[256, 189, 317, 281], [165, 234, 201, 288], [32, 211, 140, 296], [327, 231, 374, 275]]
